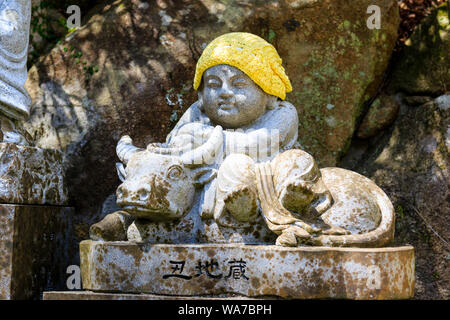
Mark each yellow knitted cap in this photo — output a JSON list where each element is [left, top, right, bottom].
[[193, 32, 292, 100]]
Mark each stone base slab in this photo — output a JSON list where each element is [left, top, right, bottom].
[[0, 204, 76, 299], [0, 142, 68, 205], [43, 291, 259, 300], [80, 241, 415, 299]]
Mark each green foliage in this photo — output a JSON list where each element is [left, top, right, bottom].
[[31, 1, 67, 37], [268, 29, 276, 43], [29, 1, 72, 67], [421, 230, 432, 246], [84, 65, 99, 81], [396, 205, 405, 219], [63, 45, 99, 81], [29, 1, 102, 68]]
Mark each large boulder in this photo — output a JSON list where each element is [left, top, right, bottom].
[[24, 0, 399, 239], [343, 94, 449, 299], [389, 2, 449, 96]]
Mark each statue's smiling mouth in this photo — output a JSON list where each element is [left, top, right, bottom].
[[218, 101, 235, 110]]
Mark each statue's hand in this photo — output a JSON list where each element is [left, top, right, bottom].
[[169, 122, 215, 149], [278, 100, 296, 110]]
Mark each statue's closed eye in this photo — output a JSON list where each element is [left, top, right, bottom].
[[205, 76, 221, 88], [207, 80, 220, 88], [232, 78, 247, 88]]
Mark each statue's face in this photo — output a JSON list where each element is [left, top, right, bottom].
[[199, 64, 268, 128]]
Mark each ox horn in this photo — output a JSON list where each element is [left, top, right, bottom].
[[116, 135, 144, 165], [146, 142, 193, 156]]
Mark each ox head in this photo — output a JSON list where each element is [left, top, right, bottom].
[[115, 126, 223, 221]]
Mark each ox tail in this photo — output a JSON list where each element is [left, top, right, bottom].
[[308, 168, 395, 248], [308, 193, 395, 247]]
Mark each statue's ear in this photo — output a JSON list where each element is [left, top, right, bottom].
[[116, 162, 127, 182], [266, 96, 279, 110], [191, 167, 217, 188], [197, 94, 204, 112], [197, 80, 205, 111]]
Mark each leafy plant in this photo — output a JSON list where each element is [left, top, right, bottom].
[[29, 1, 71, 67]]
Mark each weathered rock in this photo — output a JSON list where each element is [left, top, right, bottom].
[[280, 1, 399, 165], [357, 94, 400, 139], [80, 241, 415, 299], [435, 94, 450, 111], [0, 143, 68, 205], [403, 95, 433, 107], [389, 2, 449, 95], [24, 0, 399, 240], [0, 204, 77, 300], [343, 94, 449, 299]]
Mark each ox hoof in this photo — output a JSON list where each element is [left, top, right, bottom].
[[275, 231, 298, 247], [89, 211, 134, 241]]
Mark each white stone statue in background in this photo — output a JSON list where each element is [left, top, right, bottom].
[[90, 32, 395, 248], [0, 0, 32, 145]]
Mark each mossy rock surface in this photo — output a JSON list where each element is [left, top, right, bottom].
[[357, 94, 400, 139], [347, 95, 449, 299]]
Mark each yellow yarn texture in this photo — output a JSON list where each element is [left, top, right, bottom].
[[193, 32, 292, 100]]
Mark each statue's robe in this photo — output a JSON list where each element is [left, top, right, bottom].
[[166, 101, 299, 218], [167, 101, 299, 162], [0, 0, 31, 121]]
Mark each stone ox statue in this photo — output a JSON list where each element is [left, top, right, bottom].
[[91, 128, 394, 248]]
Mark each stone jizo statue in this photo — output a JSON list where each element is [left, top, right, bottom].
[[0, 0, 32, 145], [91, 32, 394, 248]]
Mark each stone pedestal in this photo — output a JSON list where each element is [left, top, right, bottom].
[[0, 204, 76, 299], [79, 241, 415, 300], [0, 143, 68, 205], [0, 143, 75, 300], [43, 291, 258, 300]]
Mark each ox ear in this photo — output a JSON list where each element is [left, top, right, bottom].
[[191, 166, 217, 188], [116, 162, 127, 182]]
